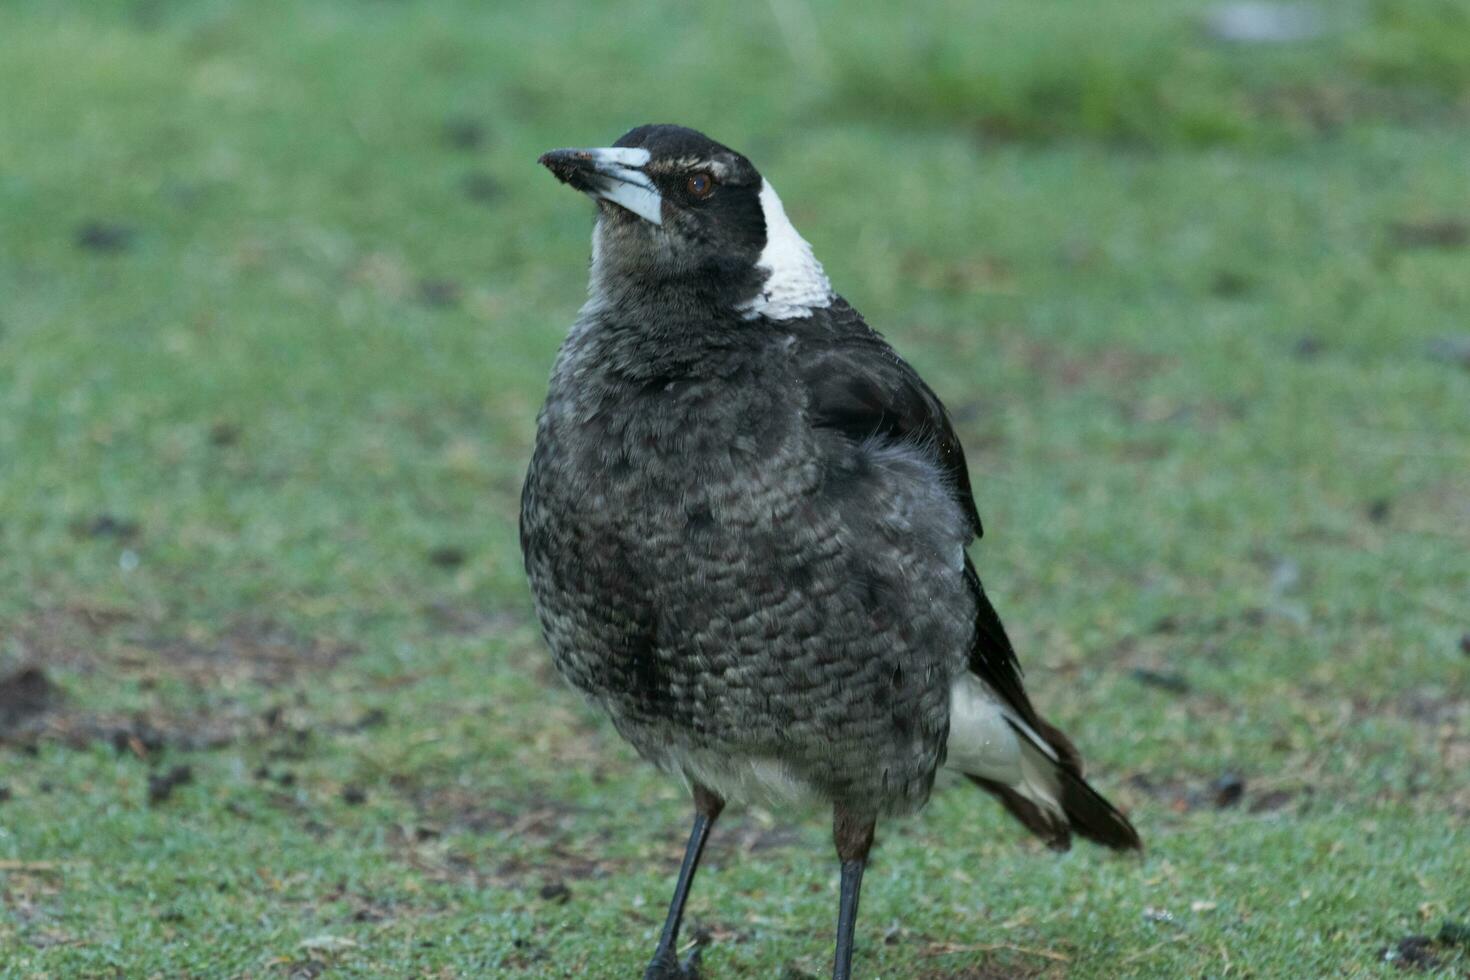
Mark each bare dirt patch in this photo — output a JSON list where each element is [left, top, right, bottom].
[[382, 778, 629, 887], [1389, 218, 1469, 251], [5, 604, 356, 687], [150, 616, 357, 686], [419, 601, 526, 639], [1012, 337, 1166, 393], [917, 967, 1052, 980], [1378, 927, 1470, 973], [0, 604, 360, 755], [0, 668, 61, 737], [3, 603, 139, 674], [0, 862, 71, 951], [910, 935, 1064, 979], [704, 811, 806, 866], [1124, 772, 1306, 816]]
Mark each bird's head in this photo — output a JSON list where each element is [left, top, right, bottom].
[[539, 124, 831, 321]]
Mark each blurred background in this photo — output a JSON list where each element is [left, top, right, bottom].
[[1, 0, 1467, 975]]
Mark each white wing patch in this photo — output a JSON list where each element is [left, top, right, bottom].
[[945, 673, 1023, 782], [737, 178, 833, 321], [946, 673, 1067, 820]]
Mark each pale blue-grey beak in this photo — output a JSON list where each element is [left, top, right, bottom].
[[539, 146, 663, 226]]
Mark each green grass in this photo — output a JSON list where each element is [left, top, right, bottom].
[[2, 1, 1469, 976]]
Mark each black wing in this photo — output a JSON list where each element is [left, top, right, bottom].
[[790, 298, 1043, 728]]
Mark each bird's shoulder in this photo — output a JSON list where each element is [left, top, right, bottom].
[[779, 297, 983, 539], [776, 298, 1046, 727]]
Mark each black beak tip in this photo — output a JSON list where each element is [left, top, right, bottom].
[[538, 149, 591, 185]]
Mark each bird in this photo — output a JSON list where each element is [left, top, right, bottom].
[[521, 124, 1141, 980]]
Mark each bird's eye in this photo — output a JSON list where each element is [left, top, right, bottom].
[[686, 172, 715, 198]]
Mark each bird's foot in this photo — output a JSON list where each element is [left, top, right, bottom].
[[642, 942, 702, 980]]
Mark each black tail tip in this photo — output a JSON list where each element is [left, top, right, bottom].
[[1057, 767, 1143, 852], [967, 770, 1142, 853]]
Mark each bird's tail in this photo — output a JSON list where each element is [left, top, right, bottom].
[[966, 713, 1141, 852]]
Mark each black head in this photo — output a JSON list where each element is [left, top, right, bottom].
[[540, 124, 831, 319]]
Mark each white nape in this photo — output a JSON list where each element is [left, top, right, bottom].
[[737, 178, 833, 321]]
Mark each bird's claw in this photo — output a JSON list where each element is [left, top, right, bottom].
[[642, 943, 702, 979]]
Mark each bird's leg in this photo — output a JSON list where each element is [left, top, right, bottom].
[[831, 806, 876, 980], [643, 783, 725, 980]]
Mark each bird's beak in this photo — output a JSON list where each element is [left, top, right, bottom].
[[538, 146, 663, 226]]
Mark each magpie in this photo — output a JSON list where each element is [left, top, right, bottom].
[[522, 124, 1141, 980]]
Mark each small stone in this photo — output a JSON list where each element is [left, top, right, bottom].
[[778, 965, 819, 980], [72, 514, 141, 540], [1211, 773, 1245, 808], [1391, 219, 1469, 250], [417, 279, 462, 309], [1143, 905, 1176, 925], [1269, 557, 1301, 596], [147, 765, 194, 804], [76, 221, 136, 253], [350, 708, 388, 731], [1427, 336, 1470, 370], [461, 172, 501, 203], [1129, 668, 1191, 695], [209, 421, 241, 446], [0, 667, 61, 733], [1292, 336, 1325, 359], [299, 934, 358, 953], [1206, 2, 1326, 44], [1438, 920, 1470, 947], [428, 546, 466, 568], [1210, 270, 1252, 297], [1383, 935, 1440, 970], [538, 880, 572, 904], [442, 119, 488, 151]]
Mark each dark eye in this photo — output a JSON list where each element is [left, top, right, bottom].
[[686, 172, 715, 198]]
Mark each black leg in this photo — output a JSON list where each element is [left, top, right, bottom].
[[833, 857, 867, 980], [644, 784, 724, 980], [831, 807, 876, 980]]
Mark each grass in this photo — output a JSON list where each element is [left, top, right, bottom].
[[1, 0, 1468, 976]]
